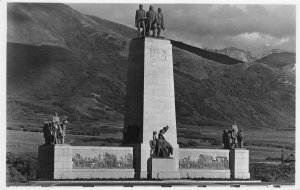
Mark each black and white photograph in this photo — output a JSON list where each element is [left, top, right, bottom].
[[2, 0, 298, 188]]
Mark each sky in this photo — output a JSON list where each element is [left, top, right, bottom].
[[70, 4, 295, 54]]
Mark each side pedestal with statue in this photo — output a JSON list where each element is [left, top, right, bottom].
[[38, 113, 72, 179], [148, 126, 180, 179]]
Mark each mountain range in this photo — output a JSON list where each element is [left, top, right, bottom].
[[206, 47, 294, 63], [6, 3, 295, 133], [206, 47, 256, 63]]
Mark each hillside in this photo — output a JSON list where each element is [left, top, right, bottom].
[[255, 49, 291, 59], [256, 52, 295, 69], [7, 3, 295, 135], [256, 52, 295, 85], [208, 47, 256, 63], [7, 3, 131, 131]]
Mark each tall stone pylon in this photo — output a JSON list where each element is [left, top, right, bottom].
[[123, 37, 179, 179]]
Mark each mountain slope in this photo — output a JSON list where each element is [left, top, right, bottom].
[[256, 52, 295, 85], [256, 52, 295, 69], [7, 3, 295, 132], [208, 47, 256, 63], [7, 3, 131, 128], [171, 40, 243, 65]]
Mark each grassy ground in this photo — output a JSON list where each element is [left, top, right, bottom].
[[7, 121, 295, 161], [177, 123, 295, 160]]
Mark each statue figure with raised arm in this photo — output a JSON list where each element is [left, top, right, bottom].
[[149, 126, 173, 158], [157, 125, 173, 157]]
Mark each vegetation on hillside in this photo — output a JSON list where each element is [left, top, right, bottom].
[[256, 52, 295, 69]]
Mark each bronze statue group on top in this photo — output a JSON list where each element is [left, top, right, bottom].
[[135, 4, 165, 38]]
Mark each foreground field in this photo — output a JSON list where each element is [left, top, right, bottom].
[[7, 123, 295, 161]]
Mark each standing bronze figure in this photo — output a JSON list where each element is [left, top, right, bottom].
[[237, 129, 244, 148], [135, 4, 146, 37], [150, 131, 158, 156], [156, 8, 165, 37], [222, 129, 229, 149], [146, 5, 158, 37]]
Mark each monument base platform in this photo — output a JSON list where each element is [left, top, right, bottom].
[[180, 169, 230, 179], [67, 169, 134, 179], [38, 145, 250, 180], [148, 158, 180, 179]]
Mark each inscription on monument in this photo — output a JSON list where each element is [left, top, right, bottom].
[[150, 48, 167, 62], [179, 153, 229, 169]]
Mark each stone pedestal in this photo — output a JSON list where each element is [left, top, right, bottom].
[[229, 149, 250, 179], [133, 143, 180, 179], [38, 144, 72, 179], [38, 145, 54, 179], [149, 158, 180, 179], [133, 143, 150, 178], [123, 37, 177, 145], [124, 37, 179, 179]]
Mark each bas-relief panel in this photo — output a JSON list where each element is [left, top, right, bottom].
[[72, 153, 133, 169]]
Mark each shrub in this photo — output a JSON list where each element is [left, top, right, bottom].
[[30, 129, 40, 132], [187, 140, 198, 147], [104, 137, 122, 144], [83, 137, 102, 142], [250, 163, 295, 183], [6, 152, 38, 182], [7, 127, 13, 130]]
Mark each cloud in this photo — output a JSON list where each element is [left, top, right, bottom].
[[69, 3, 295, 53]]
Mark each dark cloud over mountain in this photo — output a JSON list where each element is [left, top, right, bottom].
[[69, 4, 295, 54]]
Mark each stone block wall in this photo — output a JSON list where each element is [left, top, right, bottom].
[[53, 145, 72, 179]]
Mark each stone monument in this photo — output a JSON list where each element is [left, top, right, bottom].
[[38, 6, 251, 180], [38, 37, 251, 180], [123, 37, 180, 179]]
